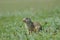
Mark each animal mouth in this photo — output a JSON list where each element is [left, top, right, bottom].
[[23, 19, 25, 22], [23, 18, 26, 22]]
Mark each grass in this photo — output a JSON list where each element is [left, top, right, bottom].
[[0, 0, 60, 40], [0, 9, 60, 40]]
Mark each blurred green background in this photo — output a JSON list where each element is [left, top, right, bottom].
[[0, 0, 60, 40], [0, 0, 60, 11]]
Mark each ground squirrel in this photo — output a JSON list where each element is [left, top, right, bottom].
[[23, 18, 42, 34]]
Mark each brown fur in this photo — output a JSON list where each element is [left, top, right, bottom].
[[23, 18, 42, 34]]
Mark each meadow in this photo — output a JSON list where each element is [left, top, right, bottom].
[[0, 0, 60, 40]]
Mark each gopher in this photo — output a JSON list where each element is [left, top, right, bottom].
[[23, 18, 42, 34]]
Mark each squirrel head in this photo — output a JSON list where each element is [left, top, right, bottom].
[[23, 18, 32, 24]]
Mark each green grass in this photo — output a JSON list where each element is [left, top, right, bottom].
[[0, 9, 60, 40], [0, 0, 60, 40]]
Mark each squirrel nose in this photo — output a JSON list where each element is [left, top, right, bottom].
[[23, 18, 26, 22], [23, 19, 25, 22]]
